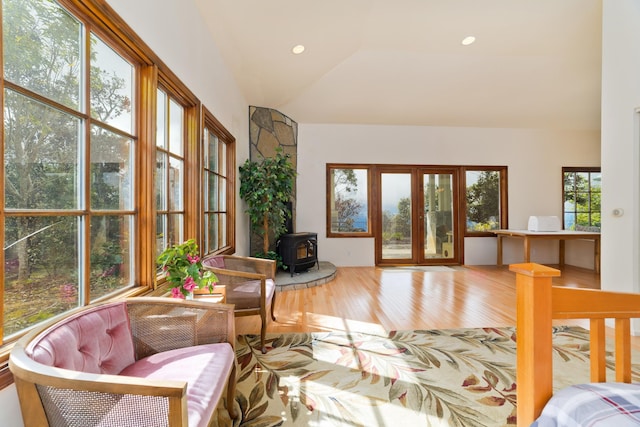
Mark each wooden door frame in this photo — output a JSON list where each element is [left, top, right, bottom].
[[374, 165, 462, 266]]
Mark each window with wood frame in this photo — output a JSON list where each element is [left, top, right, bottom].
[[202, 107, 235, 255], [326, 164, 508, 240], [155, 86, 187, 255], [562, 167, 601, 231], [1, 0, 139, 342], [463, 167, 508, 235], [327, 165, 372, 237], [0, 0, 236, 387]]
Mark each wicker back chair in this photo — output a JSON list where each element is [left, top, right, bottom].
[[202, 255, 277, 353], [9, 297, 237, 426]]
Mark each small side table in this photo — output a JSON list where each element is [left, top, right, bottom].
[[193, 285, 226, 303]]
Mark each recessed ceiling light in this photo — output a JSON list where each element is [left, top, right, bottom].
[[461, 36, 476, 46], [291, 44, 305, 54]]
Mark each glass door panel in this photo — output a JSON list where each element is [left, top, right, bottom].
[[423, 173, 454, 259], [381, 173, 412, 260], [376, 167, 458, 265]]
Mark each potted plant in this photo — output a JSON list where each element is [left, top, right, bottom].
[[157, 239, 218, 298], [239, 148, 297, 258]]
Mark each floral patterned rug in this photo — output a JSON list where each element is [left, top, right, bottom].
[[216, 326, 639, 427]]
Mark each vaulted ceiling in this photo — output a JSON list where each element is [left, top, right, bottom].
[[195, 0, 602, 130]]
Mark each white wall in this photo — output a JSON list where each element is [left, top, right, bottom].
[[0, 0, 250, 425], [0, 385, 23, 427], [105, 0, 252, 255], [296, 124, 600, 266], [600, 1, 640, 315]]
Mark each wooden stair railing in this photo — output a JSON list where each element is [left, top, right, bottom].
[[511, 262, 640, 426]]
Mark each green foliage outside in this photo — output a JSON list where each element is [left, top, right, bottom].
[[563, 171, 601, 230], [382, 198, 412, 244], [3, 0, 132, 336], [332, 168, 365, 232], [466, 171, 500, 232]]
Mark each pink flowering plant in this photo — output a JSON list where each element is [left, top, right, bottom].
[[157, 239, 217, 299]]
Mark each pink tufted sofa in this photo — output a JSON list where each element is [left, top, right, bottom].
[[9, 297, 237, 427]]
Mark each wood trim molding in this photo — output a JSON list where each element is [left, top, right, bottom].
[[0, 362, 13, 390]]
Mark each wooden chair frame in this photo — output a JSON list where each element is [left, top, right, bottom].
[[202, 255, 277, 353]]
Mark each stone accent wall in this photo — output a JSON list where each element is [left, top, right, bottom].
[[248, 106, 298, 253]]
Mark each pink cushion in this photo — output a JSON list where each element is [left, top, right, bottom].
[[202, 256, 225, 269], [120, 343, 235, 427], [26, 302, 135, 375], [226, 279, 275, 309]]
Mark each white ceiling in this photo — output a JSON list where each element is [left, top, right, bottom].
[[194, 0, 602, 130]]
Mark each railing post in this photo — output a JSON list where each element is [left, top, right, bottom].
[[509, 263, 560, 426]]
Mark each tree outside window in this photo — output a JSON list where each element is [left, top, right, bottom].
[[203, 107, 235, 255], [2, 0, 136, 339], [155, 89, 185, 256], [465, 168, 506, 234], [563, 168, 601, 230], [327, 166, 370, 236]]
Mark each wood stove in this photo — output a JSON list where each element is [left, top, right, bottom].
[[277, 232, 318, 276]]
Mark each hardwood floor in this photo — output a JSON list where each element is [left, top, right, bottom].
[[235, 264, 602, 336]]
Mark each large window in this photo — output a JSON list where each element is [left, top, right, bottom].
[[2, 0, 136, 339], [155, 87, 185, 253], [563, 167, 601, 230], [0, 0, 237, 367], [327, 165, 371, 237], [464, 167, 508, 235], [202, 107, 235, 254]]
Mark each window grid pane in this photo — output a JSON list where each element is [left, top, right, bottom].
[[156, 90, 166, 148], [202, 112, 233, 254], [90, 125, 133, 210], [90, 33, 134, 133], [563, 169, 601, 230], [208, 132, 218, 172], [90, 214, 133, 301], [219, 176, 227, 211], [167, 213, 184, 247], [220, 214, 227, 247], [208, 173, 218, 210], [3, 0, 81, 110], [4, 216, 80, 338], [465, 170, 501, 233], [156, 88, 185, 256], [329, 168, 369, 234], [155, 89, 185, 254], [2, 1, 140, 341], [206, 213, 218, 252], [168, 156, 184, 211], [168, 98, 183, 156], [220, 140, 227, 176], [4, 89, 81, 210], [156, 151, 167, 210]]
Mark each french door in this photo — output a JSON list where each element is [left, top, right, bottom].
[[376, 167, 459, 265]]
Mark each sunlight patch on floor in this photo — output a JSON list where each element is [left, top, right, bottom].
[[303, 312, 387, 336]]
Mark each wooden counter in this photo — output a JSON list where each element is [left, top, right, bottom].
[[493, 229, 600, 273]]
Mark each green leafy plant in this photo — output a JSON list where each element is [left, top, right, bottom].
[[239, 148, 297, 254], [156, 239, 217, 298], [255, 250, 287, 270]]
